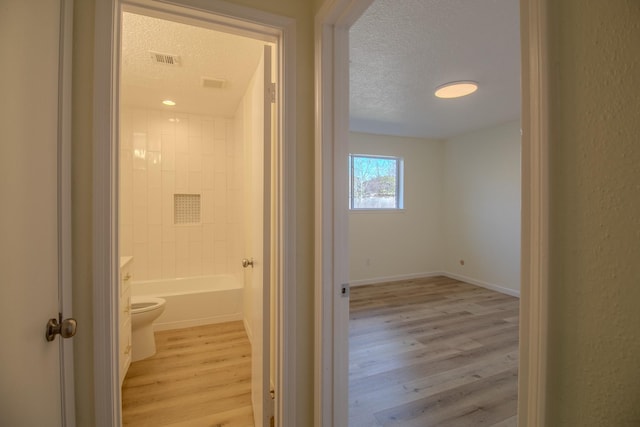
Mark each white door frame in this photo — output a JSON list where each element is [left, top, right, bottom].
[[313, 2, 372, 425], [58, 1, 76, 424], [313, 0, 550, 426], [93, 1, 297, 426]]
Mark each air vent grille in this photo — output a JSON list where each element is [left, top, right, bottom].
[[150, 51, 181, 66], [202, 77, 227, 89]]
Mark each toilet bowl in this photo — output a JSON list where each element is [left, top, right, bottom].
[[131, 296, 166, 362]]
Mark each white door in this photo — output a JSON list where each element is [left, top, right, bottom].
[[0, 1, 74, 426], [245, 45, 273, 427]]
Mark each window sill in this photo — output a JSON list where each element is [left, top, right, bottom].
[[349, 208, 406, 214]]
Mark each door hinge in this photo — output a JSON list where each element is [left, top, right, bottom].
[[268, 82, 276, 103]]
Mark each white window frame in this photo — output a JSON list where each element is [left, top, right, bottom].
[[349, 154, 404, 210]]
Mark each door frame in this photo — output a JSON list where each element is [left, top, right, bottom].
[[93, 1, 297, 425], [314, 0, 549, 426], [59, 1, 76, 424]]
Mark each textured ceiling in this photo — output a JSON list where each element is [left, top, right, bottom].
[[121, 12, 265, 117], [349, 0, 521, 139]]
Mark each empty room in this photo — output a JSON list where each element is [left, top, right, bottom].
[[346, 1, 521, 426]]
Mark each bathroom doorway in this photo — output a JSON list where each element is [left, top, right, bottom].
[[117, 7, 277, 426]]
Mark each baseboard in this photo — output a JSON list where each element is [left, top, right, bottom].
[[442, 271, 520, 298], [349, 271, 520, 298], [349, 271, 443, 287]]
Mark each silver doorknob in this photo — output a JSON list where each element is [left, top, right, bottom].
[[45, 314, 77, 342], [242, 258, 254, 268]]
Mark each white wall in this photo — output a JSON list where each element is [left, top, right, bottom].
[[349, 132, 444, 283], [119, 107, 244, 282], [443, 121, 521, 294], [349, 121, 521, 295]]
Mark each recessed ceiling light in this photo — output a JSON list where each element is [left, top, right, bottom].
[[434, 81, 478, 99], [162, 99, 176, 106]]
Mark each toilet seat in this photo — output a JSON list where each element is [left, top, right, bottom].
[[131, 296, 165, 314]]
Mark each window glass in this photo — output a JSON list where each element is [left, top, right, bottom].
[[349, 154, 403, 210]]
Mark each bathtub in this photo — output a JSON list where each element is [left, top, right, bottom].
[[131, 275, 243, 331]]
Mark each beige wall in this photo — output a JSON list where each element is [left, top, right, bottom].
[[349, 124, 521, 294], [349, 132, 444, 283], [546, 0, 640, 425], [72, 0, 314, 425], [443, 122, 521, 293]]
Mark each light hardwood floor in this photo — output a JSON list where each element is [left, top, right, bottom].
[[349, 276, 519, 427], [122, 321, 254, 427]]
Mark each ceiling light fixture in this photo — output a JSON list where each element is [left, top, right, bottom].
[[434, 81, 478, 99], [162, 99, 176, 106]]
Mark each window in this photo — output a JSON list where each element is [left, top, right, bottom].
[[349, 154, 404, 210]]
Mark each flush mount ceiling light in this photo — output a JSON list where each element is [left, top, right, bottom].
[[162, 99, 176, 106], [434, 81, 478, 99]]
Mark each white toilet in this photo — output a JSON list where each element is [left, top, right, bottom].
[[131, 296, 166, 362]]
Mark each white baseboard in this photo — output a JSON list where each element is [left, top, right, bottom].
[[349, 271, 443, 287], [349, 271, 520, 298], [442, 271, 520, 298]]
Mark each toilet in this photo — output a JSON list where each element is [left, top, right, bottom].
[[131, 296, 166, 362]]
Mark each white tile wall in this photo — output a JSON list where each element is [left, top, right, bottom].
[[119, 106, 245, 281]]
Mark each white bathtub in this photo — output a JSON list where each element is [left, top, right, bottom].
[[131, 275, 243, 331]]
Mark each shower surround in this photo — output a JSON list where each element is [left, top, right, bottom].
[[119, 107, 245, 282]]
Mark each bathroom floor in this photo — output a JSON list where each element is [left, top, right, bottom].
[[122, 321, 254, 427]]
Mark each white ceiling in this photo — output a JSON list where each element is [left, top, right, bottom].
[[349, 0, 521, 139], [120, 12, 265, 117]]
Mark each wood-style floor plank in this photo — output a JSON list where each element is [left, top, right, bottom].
[[349, 276, 519, 427], [122, 321, 254, 427]]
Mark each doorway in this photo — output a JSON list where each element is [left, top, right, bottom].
[[315, 0, 549, 426], [93, 1, 297, 426], [117, 9, 274, 425], [346, 2, 522, 423]]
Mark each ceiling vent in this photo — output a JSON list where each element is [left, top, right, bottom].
[[201, 77, 227, 89], [149, 51, 181, 66]]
